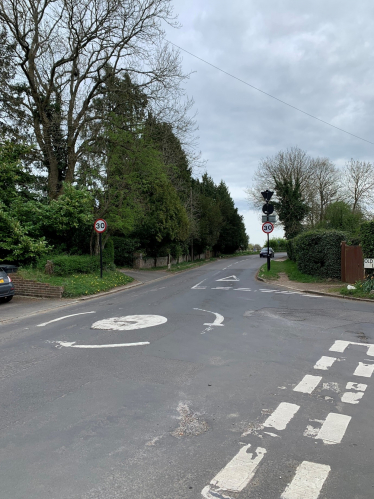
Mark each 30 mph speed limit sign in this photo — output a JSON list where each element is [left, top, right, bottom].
[[262, 222, 274, 234], [94, 219, 107, 233]]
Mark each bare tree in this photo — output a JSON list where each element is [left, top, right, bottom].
[[343, 159, 374, 212], [0, 0, 189, 198], [306, 158, 341, 226]]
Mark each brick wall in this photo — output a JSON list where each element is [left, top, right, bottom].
[[11, 275, 64, 299]]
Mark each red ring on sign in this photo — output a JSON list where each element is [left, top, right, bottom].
[[94, 219, 107, 233]]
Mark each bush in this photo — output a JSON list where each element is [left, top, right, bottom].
[[266, 237, 287, 252], [292, 229, 348, 279], [103, 238, 114, 265], [112, 237, 140, 267], [360, 221, 374, 258], [286, 238, 296, 261], [48, 255, 100, 275]]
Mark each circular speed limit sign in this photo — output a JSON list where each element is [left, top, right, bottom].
[[94, 219, 107, 234], [262, 221, 274, 234]]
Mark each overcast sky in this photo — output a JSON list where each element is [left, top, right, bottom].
[[164, 0, 374, 245]]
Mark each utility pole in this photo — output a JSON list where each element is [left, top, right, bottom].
[[261, 190, 274, 271], [191, 186, 194, 262]]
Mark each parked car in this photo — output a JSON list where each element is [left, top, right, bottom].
[[260, 247, 274, 258], [0, 268, 15, 303]]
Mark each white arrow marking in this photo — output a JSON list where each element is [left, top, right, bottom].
[[216, 275, 239, 282], [194, 308, 224, 327], [38, 311, 95, 327], [56, 341, 149, 349]]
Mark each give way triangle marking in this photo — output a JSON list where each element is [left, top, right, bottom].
[[216, 275, 239, 282]]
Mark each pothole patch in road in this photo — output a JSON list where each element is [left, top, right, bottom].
[[171, 402, 209, 438]]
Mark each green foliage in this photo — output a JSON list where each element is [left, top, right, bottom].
[[273, 177, 309, 239], [102, 238, 114, 265], [360, 221, 374, 258], [112, 237, 141, 267], [291, 229, 347, 279], [265, 237, 287, 251], [317, 201, 364, 238], [49, 255, 100, 276], [258, 259, 324, 283]]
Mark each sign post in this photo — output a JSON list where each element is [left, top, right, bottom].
[[262, 221, 274, 271], [94, 219, 108, 278]]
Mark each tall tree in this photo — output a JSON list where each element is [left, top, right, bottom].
[[273, 177, 309, 239], [343, 159, 374, 212], [0, 0, 187, 198]]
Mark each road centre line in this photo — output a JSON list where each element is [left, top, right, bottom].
[[316, 413, 351, 444], [211, 287, 232, 290], [294, 375, 322, 394], [314, 356, 337, 370], [353, 362, 374, 377], [201, 444, 266, 497], [263, 402, 300, 430], [280, 461, 331, 499], [37, 311, 95, 327]]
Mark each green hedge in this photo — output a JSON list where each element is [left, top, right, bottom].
[[51, 255, 100, 275], [360, 221, 374, 258], [289, 229, 348, 279]]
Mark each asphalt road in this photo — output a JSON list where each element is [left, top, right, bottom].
[[0, 254, 373, 499]]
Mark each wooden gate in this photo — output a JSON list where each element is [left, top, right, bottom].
[[341, 241, 364, 283]]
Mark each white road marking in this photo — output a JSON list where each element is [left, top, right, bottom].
[[341, 392, 364, 404], [314, 356, 337, 370], [281, 461, 331, 499], [263, 432, 280, 438], [322, 382, 340, 392], [330, 340, 374, 356], [56, 341, 150, 348], [37, 311, 95, 327], [263, 402, 300, 430], [216, 275, 239, 282], [316, 413, 351, 444], [301, 294, 322, 298], [211, 287, 232, 290], [234, 288, 251, 291], [346, 382, 367, 391], [201, 444, 266, 497], [194, 308, 225, 327], [353, 362, 374, 377], [260, 290, 276, 293], [192, 280, 207, 289], [293, 375, 322, 394], [91, 315, 167, 331]]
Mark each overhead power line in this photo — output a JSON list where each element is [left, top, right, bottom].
[[167, 40, 374, 146]]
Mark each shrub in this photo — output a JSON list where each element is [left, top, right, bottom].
[[292, 229, 348, 279], [50, 255, 100, 275], [286, 238, 296, 261], [102, 238, 114, 265], [112, 237, 141, 267], [360, 221, 374, 258]]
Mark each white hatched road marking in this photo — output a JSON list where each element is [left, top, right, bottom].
[[346, 382, 367, 391], [281, 461, 331, 499], [316, 413, 351, 444], [294, 375, 322, 394], [330, 340, 374, 357], [314, 356, 337, 370], [263, 402, 300, 430], [191, 279, 207, 289], [341, 392, 364, 404], [353, 362, 374, 377], [38, 311, 95, 327], [216, 275, 239, 282], [201, 444, 266, 497]]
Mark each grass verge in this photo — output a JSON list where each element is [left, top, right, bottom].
[[337, 285, 374, 300], [258, 259, 326, 283], [18, 267, 134, 297]]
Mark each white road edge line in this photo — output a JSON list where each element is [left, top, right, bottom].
[[316, 413, 351, 444], [37, 311, 96, 327], [193, 308, 225, 327], [263, 402, 300, 430], [294, 375, 322, 394], [314, 356, 337, 370], [281, 461, 331, 499], [201, 444, 266, 497], [56, 341, 150, 349]]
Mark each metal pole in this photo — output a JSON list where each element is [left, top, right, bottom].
[[267, 232, 270, 271], [99, 232, 103, 278], [191, 186, 193, 262], [266, 200, 270, 271]]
